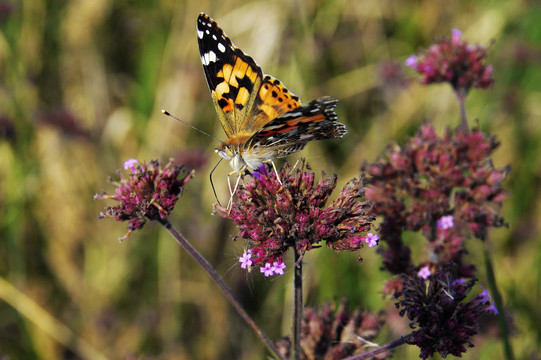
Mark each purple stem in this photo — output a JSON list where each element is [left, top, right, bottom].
[[159, 218, 285, 360], [455, 88, 469, 133], [293, 250, 303, 360]]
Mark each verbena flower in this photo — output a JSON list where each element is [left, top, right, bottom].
[[417, 266, 432, 280], [276, 300, 389, 360], [396, 268, 498, 359], [362, 123, 508, 276], [272, 261, 287, 275], [437, 215, 455, 230], [123, 158, 139, 172], [405, 29, 494, 93], [260, 263, 275, 277], [95, 159, 194, 240], [239, 250, 253, 269], [215, 160, 377, 274]]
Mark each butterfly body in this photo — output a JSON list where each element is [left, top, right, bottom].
[[197, 13, 347, 173]]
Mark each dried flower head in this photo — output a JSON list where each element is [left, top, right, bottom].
[[215, 160, 377, 273], [396, 267, 498, 359], [405, 29, 494, 94], [276, 300, 390, 360], [95, 159, 194, 240], [362, 123, 508, 275]]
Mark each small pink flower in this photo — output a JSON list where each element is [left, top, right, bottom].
[[417, 266, 432, 280], [272, 261, 286, 275], [404, 55, 418, 69], [260, 263, 275, 277], [365, 232, 379, 247], [437, 215, 455, 230], [239, 250, 253, 269], [123, 158, 139, 172], [476, 285, 499, 315], [451, 28, 462, 45]]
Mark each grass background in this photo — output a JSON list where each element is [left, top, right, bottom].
[[1, 0, 540, 359]]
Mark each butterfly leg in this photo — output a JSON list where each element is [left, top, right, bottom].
[[226, 170, 243, 211]]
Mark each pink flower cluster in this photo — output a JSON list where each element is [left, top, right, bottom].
[[405, 29, 494, 93], [362, 123, 508, 275], [398, 267, 498, 359], [96, 159, 194, 240], [215, 160, 378, 273], [276, 300, 388, 360]]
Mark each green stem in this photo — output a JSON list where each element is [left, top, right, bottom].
[[293, 251, 303, 360], [483, 246, 515, 360], [159, 218, 285, 360]]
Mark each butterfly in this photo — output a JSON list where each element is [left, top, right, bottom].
[[197, 13, 347, 178]]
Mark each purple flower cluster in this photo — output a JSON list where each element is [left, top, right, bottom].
[[215, 160, 378, 273], [405, 29, 494, 93], [276, 300, 389, 360], [396, 267, 498, 359], [95, 159, 194, 240], [362, 123, 508, 276]]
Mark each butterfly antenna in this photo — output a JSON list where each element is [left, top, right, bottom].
[[161, 110, 222, 143]]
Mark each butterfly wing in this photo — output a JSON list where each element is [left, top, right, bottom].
[[241, 96, 347, 167], [197, 13, 301, 140], [247, 96, 346, 149]]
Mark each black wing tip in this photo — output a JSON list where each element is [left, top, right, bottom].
[[336, 123, 348, 138], [197, 13, 215, 30], [316, 96, 339, 121], [316, 96, 347, 137]]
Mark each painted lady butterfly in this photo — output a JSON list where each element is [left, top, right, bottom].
[[197, 13, 347, 174]]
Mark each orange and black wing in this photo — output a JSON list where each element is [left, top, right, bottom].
[[197, 13, 301, 139], [246, 96, 347, 157]]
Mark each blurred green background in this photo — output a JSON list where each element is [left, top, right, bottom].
[[1, 0, 540, 359]]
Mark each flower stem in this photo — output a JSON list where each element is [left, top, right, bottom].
[[342, 335, 410, 360], [158, 218, 284, 360], [455, 88, 469, 133], [483, 246, 515, 360], [293, 250, 303, 360]]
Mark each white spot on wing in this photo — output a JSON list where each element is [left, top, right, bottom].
[[282, 111, 302, 119], [197, 30, 204, 39], [201, 51, 217, 65], [218, 43, 226, 53]]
